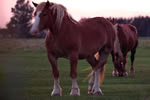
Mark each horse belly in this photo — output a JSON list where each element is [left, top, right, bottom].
[[78, 43, 104, 59]]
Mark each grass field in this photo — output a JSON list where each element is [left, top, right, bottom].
[[0, 39, 150, 100]]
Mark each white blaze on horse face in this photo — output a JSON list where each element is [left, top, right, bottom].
[[30, 11, 41, 34]]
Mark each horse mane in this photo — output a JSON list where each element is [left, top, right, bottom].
[[51, 4, 79, 28], [113, 24, 123, 58], [50, 4, 67, 29]]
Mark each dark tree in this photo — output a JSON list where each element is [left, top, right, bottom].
[[7, 0, 34, 38]]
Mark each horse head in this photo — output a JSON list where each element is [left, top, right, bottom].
[[112, 22, 127, 77], [114, 53, 126, 76], [30, 1, 55, 36]]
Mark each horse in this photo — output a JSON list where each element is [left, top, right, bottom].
[[108, 19, 138, 76], [30, 1, 117, 96]]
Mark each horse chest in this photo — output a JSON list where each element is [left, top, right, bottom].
[[49, 40, 74, 58]]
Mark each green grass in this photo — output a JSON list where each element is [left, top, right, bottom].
[[0, 39, 150, 100]]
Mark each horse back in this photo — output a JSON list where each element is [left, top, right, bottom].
[[79, 17, 116, 56], [118, 24, 138, 52]]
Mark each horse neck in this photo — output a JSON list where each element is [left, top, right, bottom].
[[50, 14, 77, 36], [113, 24, 123, 58], [62, 14, 77, 27]]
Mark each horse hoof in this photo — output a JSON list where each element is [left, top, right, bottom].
[[91, 87, 103, 96], [112, 71, 118, 77], [70, 94, 80, 96], [51, 93, 61, 96], [51, 88, 62, 96], [93, 91, 103, 96], [123, 72, 128, 76], [88, 90, 93, 95], [112, 73, 118, 77], [70, 88, 80, 96]]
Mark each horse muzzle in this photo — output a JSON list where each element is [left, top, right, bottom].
[[30, 28, 39, 36]]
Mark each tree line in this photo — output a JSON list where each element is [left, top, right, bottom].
[[0, 0, 150, 38], [114, 16, 150, 37]]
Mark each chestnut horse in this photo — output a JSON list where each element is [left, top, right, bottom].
[[31, 1, 116, 96], [109, 19, 138, 76]]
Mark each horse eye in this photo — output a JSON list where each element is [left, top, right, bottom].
[[43, 13, 47, 16]]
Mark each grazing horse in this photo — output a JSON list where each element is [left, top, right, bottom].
[[109, 19, 138, 76], [30, 1, 116, 96]]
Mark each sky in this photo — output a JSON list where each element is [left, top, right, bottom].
[[0, 0, 150, 28]]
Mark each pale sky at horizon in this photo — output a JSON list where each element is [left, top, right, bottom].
[[0, 0, 150, 28]]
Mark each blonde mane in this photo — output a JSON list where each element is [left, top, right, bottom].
[[113, 24, 123, 58], [51, 4, 66, 29]]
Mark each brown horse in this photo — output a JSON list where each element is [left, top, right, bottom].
[[109, 19, 138, 76], [84, 19, 138, 82], [31, 1, 116, 96]]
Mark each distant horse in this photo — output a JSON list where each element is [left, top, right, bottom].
[[109, 19, 138, 76], [30, 1, 117, 96]]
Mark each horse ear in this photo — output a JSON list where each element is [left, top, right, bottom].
[[45, 0, 50, 8], [113, 18, 116, 22], [112, 18, 116, 24], [32, 1, 38, 7]]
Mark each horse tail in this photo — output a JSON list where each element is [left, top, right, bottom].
[[99, 65, 105, 84], [83, 53, 105, 85], [128, 24, 139, 48], [95, 52, 105, 84], [84, 65, 105, 85]]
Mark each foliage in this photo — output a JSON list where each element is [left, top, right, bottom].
[[6, 0, 34, 38]]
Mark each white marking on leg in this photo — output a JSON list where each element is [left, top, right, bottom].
[[92, 69, 103, 95], [88, 71, 94, 94], [93, 69, 100, 90], [51, 79, 62, 96], [70, 79, 80, 96], [123, 72, 128, 76], [72, 79, 79, 88], [30, 11, 41, 34], [112, 69, 118, 77]]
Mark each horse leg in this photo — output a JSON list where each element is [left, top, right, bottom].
[[92, 47, 110, 95], [69, 51, 80, 96], [130, 48, 136, 73], [86, 56, 98, 95], [122, 53, 128, 76], [111, 51, 118, 76], [47, 54, 62, 96]]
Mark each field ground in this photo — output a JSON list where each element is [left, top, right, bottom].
[[0, 39, 150, 100]]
